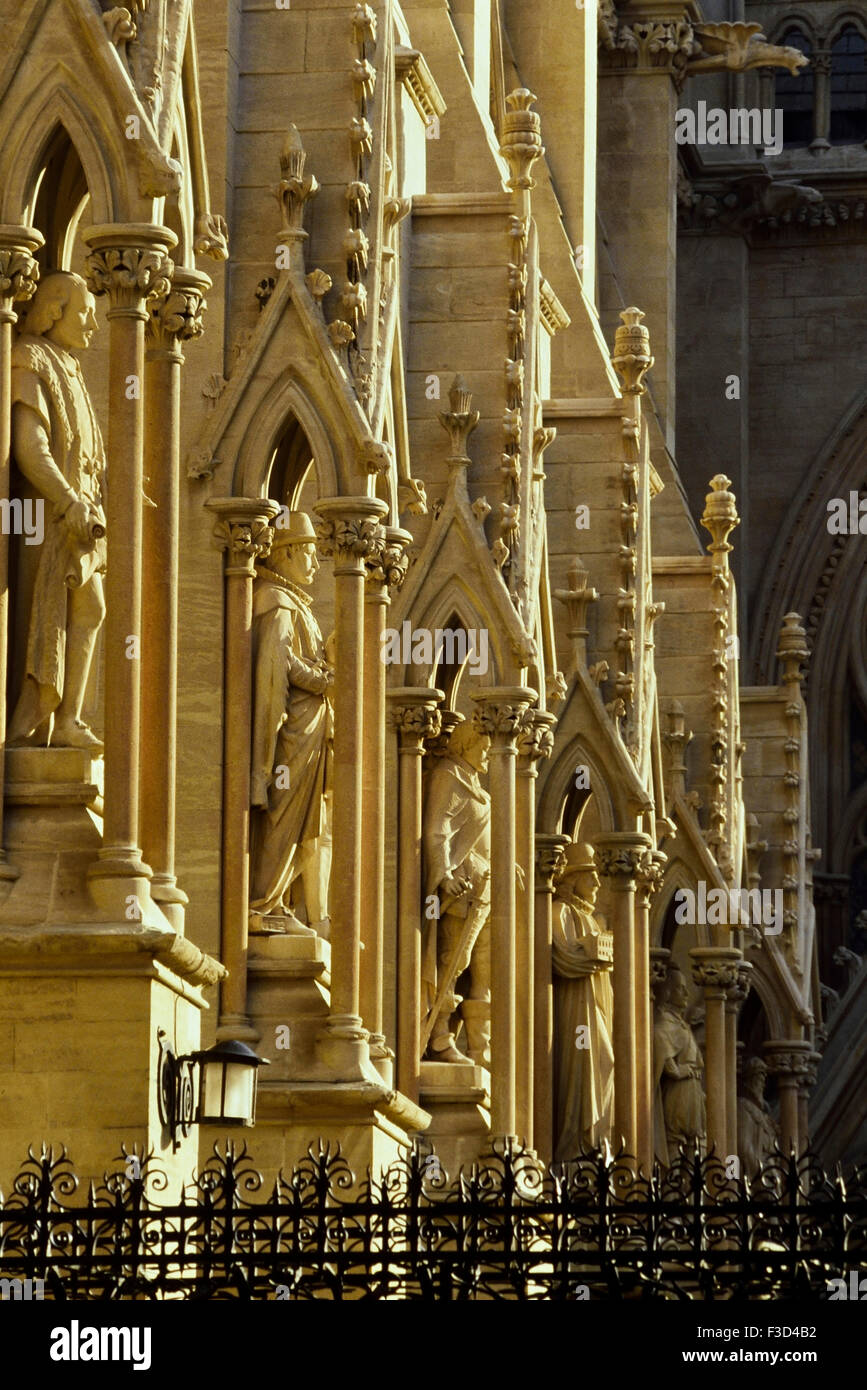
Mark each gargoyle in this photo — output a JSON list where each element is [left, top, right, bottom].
[[689, 22, 808, 76]]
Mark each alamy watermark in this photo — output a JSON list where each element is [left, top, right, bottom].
[[675, 101, 783, 157], [0, 497, 43, 545], [674, 883, 782, 935], [380, 622, 489, 676]]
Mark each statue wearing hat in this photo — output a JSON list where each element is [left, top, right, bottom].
[[249, 510, 334, 935], [552, 842, 615, 1158]]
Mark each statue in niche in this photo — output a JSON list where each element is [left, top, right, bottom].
[[653, 965, 706, 1163], [8, 271, 106, 749], [422, 722, 491, 1065], [552, 842, 615, 1158], [737, 1056, 778, 1173], [249, 512, 334, 935]]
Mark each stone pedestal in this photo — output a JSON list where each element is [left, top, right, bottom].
[[419, 1058, 491, 1176]]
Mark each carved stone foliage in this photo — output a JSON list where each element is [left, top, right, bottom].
[[0, 245, 40, 312], [146, 273, 210, 350], [85, 245, 174, 310], [388, 702, 442, 744], [314, 513, 386, 566]]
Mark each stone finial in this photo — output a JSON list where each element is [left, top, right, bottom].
[[438, 375, 480, 460], [701, 474, 739, 562], [611, 308, 654, 395], [500, 89, 544, 191], [663, 700, 693, 798], [275, 126, 319, 237], [555, 556, 599, 670], [777, 612, 809, 686]]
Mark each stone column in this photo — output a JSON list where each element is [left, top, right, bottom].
[[764, 1041, 813, 1153], [314, 498, 388, 1076], [387, 688, 443, 1104], [596, 831, 652, 1159], [0, 226, 41, 876], [83, 225, 177, 915], [360, 528, 410, 1077], [725, 960, 752, 1155], [797, 1052, 821, 1151], [533, 832, 569, 1163], [514, 710, 555, 1148], [207, 499, 277, 1038], [634, 850, 666, 1173], [141, 269, 211, 930], [690, 947, 741, 1158], [812, 52, 832, 149], [471, 686, 536, 1141]]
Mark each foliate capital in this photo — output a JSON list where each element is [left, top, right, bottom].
[[471, 687, 537, 745], [387, 688, 444, 746], [689, 946, 741, 996], [84, 224, 178, 315], [366, 527, 412, 593], [0, 225, 43, 317], [762, 1040, 816, 1082], [314, 497, 389, 574], [207, 497, 279, 577]]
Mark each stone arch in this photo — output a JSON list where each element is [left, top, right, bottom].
[[0, 82, 122, 227], [766, 11, 819, 46], [826, 9, 867, 46], [652, 858, 697, 945], [233, 371, 340, 502], [396, 578, 505, 689], [537, 737, 617, 839]]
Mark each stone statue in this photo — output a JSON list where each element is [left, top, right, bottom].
[[422, 721, 491, 1064], [737, 1056, 778, 1173], [8, 271, 107, 748], [653, 965, 706, 1163], [249, 512, 333, 935], [552, 842, 614, 1159]]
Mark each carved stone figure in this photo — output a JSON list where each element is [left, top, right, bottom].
[[422, 722, 491, 1064], [552, 842, 615, 1158], [8, 271, 107, 748], [249, 512, 333, 935], [737, 1056, 778, 1173], [653, 965, 706, 1163]]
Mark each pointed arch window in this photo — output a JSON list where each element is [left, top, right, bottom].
[[775, 29, 814, 147], [830, 25, 867, 144]]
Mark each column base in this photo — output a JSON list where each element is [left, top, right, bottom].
[[367, 1034, 395, 1086], [315, 1015, 385, 1083], [216, 1014, 261, 1045], [88, 848, 159, 925], [419, 1058, 491, 1174], [150, 875, 189, 932]]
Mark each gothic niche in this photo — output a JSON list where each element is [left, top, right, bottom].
[[9, 127, 107, 751], [248, 416, 334, 938]]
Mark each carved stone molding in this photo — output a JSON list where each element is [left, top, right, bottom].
[[600, 18, 695, 85], [207, 498, 279, 579], [763, 1040, 815, 1081], [83, 224, 177, 315]]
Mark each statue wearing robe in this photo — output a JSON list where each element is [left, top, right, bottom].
[[552, 843, 614, 1158], [653, 967, 706, 1164]]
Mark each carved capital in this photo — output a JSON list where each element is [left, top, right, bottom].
[[471, 687, 537, 745], [146, 268, 211, 355], [650, 946, 672, 999], [763, 1040, 815, 1082], [84, 224, 177, 316], [726, 960, 752, 1010], [516, 709, 556, 764], [635, 849, 667, 908], [314, 497, 389, 575], [387, 688, 444, 748], [0, 226, 43, 319], [595, 831, 653, 883], [600, 19, 695, 85], [689, 946, 742, 996], [535, 833, 570, 892], [365, 526, 412, 593], [207, 497, 279, 578]]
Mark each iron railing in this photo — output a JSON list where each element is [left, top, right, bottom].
[[0, 1141, 865, 1300]]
